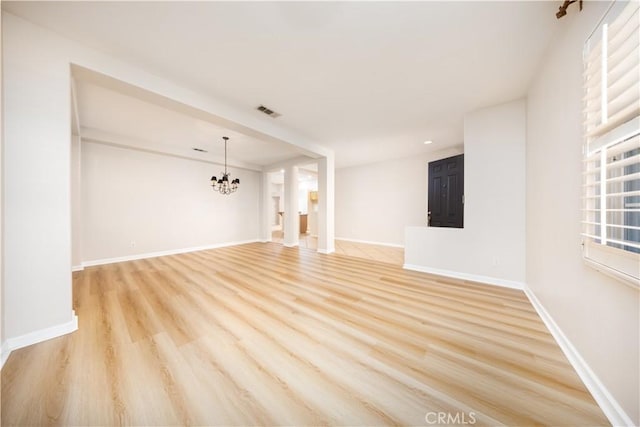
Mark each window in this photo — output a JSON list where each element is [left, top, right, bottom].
[[582, 0, 640, 286]]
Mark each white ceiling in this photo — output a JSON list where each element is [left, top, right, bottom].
[[3, 1, 560, 168], [74, 79, 306, 170]]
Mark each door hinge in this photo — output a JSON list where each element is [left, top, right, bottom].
[[462, 194, 465, 204]]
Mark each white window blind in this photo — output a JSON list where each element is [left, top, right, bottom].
[[582, 0, 640, 286]]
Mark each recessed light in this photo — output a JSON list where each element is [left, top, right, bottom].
[[280, 169, 285, 173], [423, 140, 433, 145]]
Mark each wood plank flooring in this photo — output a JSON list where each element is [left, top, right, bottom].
[[333, 239, 404, 265], [271, 230, 405, 265], [1, 243, 609, 426]]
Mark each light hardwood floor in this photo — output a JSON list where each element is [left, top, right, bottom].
[[271, 231, 405, 265], [333, 239, 404, 265], [1, 243, 609, 426]]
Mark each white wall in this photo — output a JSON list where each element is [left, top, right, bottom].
[[3, 12, 75, 340], [81, 141, 259, 263], [298, 179, 317, 215], [317, 155, 335, 253], [1, 11, 332, 347], [335, 147, 462, 246], [271, 181, 284, 222], [71, 135, 82, 268], [526, 3, 638, 424], [405, 99, 526, 287]]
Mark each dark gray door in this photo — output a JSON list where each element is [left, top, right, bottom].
[[428, 154, 464, 228]]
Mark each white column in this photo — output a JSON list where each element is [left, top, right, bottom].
[[259, 171, 272, 242], [317, 155, 335, 254], [283, 165, 299, 247], [3, 21, 75, 340]]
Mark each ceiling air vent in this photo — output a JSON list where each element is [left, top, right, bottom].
[[192, 147, 208, 153], [257, 104, 281, 118]]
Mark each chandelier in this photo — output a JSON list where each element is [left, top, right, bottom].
[[210, 136, 240, 195]]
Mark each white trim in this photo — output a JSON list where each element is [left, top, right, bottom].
[[582, 240, 640, 289], [282, 243, 299, 248], [1, 311, 78, 370], [599, 149, 608, 244], [317, 248, 336, 255], [70, 78, 82, 137], [524, 287, 634, 427], [1, 341, 10, 369], [403, 263, 525, 290], [588, 116, 640, 155], [600, 23, 608, 126], [71, 265, 84, 272], [335, 237, 404, 248], [583, 257, 640, 290], [81, 239, 259, 267]]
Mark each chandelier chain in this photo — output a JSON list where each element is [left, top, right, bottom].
[[210, 136, 239, 195]]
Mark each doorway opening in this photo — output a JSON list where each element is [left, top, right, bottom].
[[269, 166, 318, 248]]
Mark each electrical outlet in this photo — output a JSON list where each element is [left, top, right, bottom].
[[492, 256, 499, 266], [130, 240, 136, 248]]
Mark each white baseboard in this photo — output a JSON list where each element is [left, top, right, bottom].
[[403, 263, 525, 290], [317, 248, 336, 254], [71, 265, 84, 272], [81, 239, 259, 268], [336, 236, 404, 248], [1, 311, 78, 370], [524, 287, 634, 427]]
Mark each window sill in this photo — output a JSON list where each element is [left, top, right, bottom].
[[583, 257, 640, 290]]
